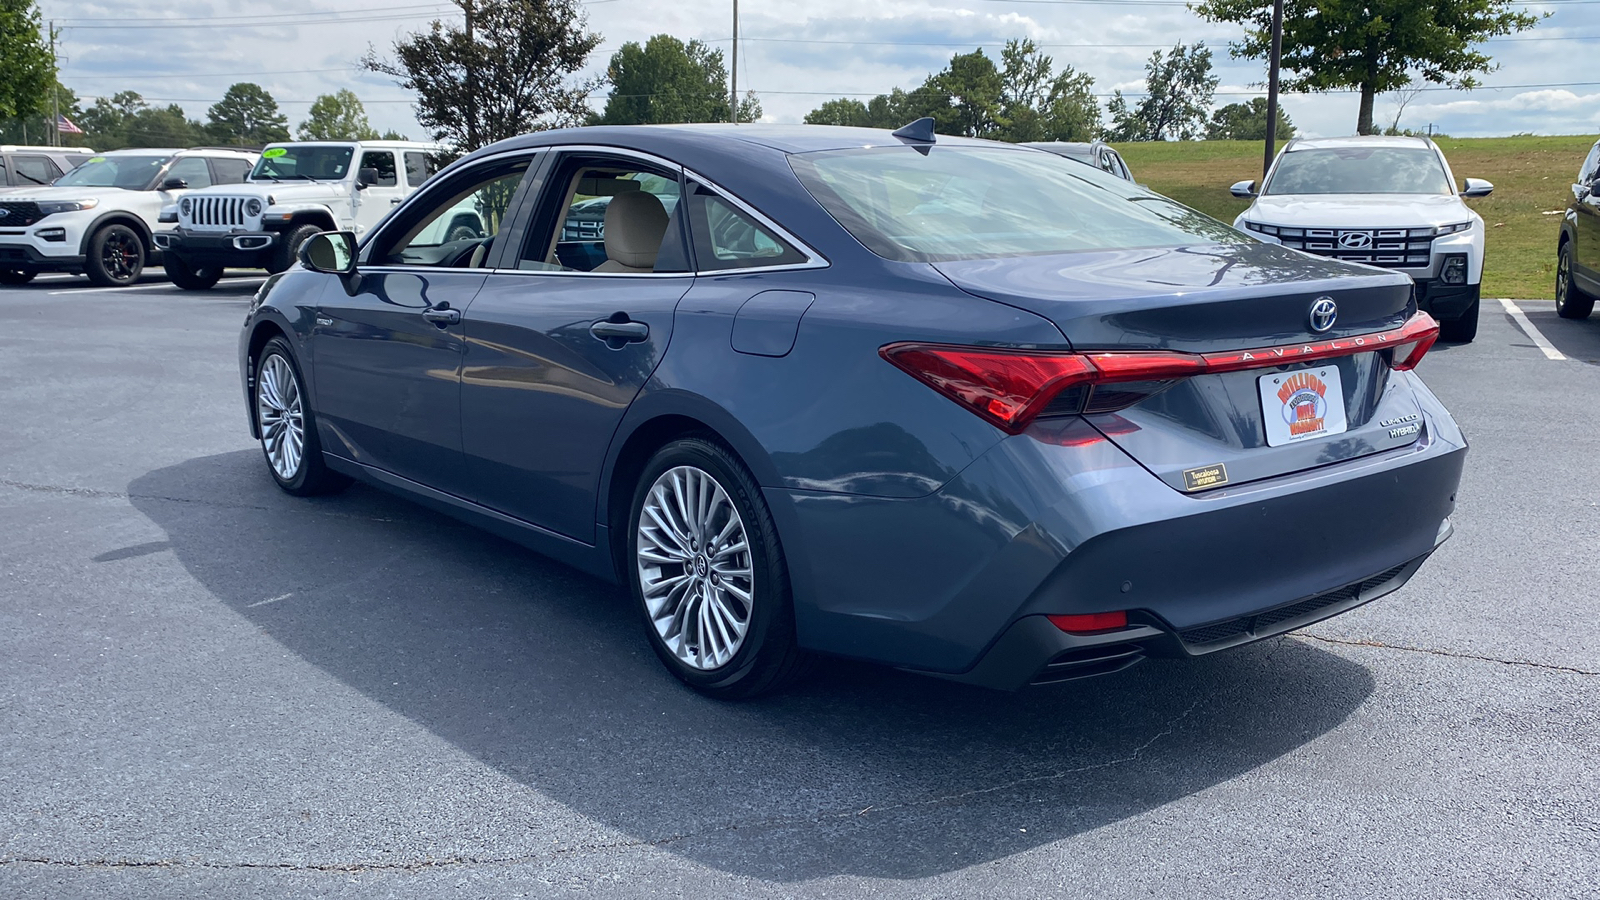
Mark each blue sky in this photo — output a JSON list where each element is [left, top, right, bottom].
[[41, 0, 1600, 141]]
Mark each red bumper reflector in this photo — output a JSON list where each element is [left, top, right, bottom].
[[1048, 611, 1129, 634]]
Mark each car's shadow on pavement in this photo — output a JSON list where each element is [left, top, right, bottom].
[[127, 450, 1376, 882]]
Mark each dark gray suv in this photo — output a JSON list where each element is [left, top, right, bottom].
[[1556, 137, 1600, 319]]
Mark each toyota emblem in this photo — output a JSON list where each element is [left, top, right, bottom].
[[1338, 231, 1373, 250], [1308, 297, 1338, 333]]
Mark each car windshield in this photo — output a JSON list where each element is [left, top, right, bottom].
[[789, 145, 1246, 263], [53, 155, 167, 190], [1265, 147, 1453, 195], [251, 145, 354, 182]]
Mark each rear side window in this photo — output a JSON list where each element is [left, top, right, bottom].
[[212, 158, 252, 185], [404, 152, 433, 188], [685, 181, 807, 271], [360, 151, 398, 187], [11, 155, 61, 186], [1580, 141, 1600, 185]]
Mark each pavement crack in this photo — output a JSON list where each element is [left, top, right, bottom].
[[1295, 634, 1599, 676]]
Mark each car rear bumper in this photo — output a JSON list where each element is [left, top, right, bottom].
[[155, 229, 277, 267], [776, 384, 1466, 688]]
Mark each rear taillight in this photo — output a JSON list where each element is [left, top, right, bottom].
[[882, 311, 1440, 434]]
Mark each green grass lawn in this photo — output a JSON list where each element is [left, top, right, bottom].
[[1112, 135, 1597, 300]]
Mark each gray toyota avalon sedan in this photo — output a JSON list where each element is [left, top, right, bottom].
[[239, 122, 1465, 698]]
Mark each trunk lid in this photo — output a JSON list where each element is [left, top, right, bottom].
[[933, 243, 1429, 492]]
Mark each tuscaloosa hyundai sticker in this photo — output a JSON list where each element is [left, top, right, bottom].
[[1259, 366, 1348, 447]]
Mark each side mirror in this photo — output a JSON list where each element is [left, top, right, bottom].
[[299, 231, 357, 276], [357, 167, 380, 190], [1229, 180, 1257, 199], [160, 177, 188, 190], [1575, 183, 1594, 202], [1460, 178, 1494, 198]]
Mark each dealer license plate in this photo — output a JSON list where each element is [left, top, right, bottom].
[[1258, 366, 1348, 447]]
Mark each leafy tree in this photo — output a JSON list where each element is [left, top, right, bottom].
[[803, 98, 873, 127], [75, 91, 206, 149], [1106, 43, 1217, 141], [927, 49, 1004, 138], [1195, 0, 1542, 135], [0, 0, 53, 121], [0, 84, 88, 146], [298, 89, 380, 141], [1204, 97, 1296, 140], [995, 40, 1100, 142], [362, 0, 602, 152], [600, 35, 753, 124], [381, 129, 408, 140], [207, 83, 290, 146]]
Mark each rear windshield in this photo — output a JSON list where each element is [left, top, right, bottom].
[[789, 145, 1245, 263], [54, 155, 167, 190], [1265, 147, 1452, 195], [251, 145, 354, 182]]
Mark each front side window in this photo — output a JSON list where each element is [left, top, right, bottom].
[[520, 159, 685, 273], [12, 155, 61, 186], [1580, 142, 1600, 186], [55, 155, 168, 190], [1265, 147, 1453, 196], [213, 158, 252, 185], [686, 181, 806, 271], [360, 151, 398, 187], [166, 157, 213, 189], [791, 145, 1246, 263], [377, 158, 530, 267], [250, 145, 353, 182]]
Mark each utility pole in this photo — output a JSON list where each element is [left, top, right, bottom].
[[50, 21, 59, 147], [1260, 0, 1284, 183], [729, 0, 739, 124], [464, 0, 478, 149]]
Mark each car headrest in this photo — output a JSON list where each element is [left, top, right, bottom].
[[602, 191, 669, 269]]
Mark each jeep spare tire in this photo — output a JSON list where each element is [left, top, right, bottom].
[[270, 224, 324, 274]]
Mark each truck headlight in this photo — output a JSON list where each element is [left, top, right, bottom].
[[246, 199, 263, 217], [180, 198, 192, 215], [1441, 254, 1468, 285], [35, 199, 98, 216]]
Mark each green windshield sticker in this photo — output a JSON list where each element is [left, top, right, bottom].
[[88, 156, 107, 163], [262, 148, 287, 158]]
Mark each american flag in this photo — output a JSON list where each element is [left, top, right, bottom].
[[56, 115, 83, 135]]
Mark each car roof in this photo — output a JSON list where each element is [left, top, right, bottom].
[[1287, 135, 1435, 152], [0, 145, 94, 154], [475, 123, 1015, 158], [261, 140, 446, 151]]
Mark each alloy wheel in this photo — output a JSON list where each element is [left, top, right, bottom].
[[1556, 246, 1571, 313], [256, 353, 305, 481], [635, 465, 755, 670], [102, 231, 140, 282]]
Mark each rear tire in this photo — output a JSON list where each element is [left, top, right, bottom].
[[626, 436, 810, 699], [253, 336, 350, 497], [1556, 241, 1596, 320], [0, 269, 35, 285], [268, 225, 323, 275], [162, 253, 222, 291], [85, 224, 145, 287], [1438, 294, 1479, 343]]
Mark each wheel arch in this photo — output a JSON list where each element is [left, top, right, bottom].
[[279, 210, 338, 233], [77, 211, 154, 256], [243, 317, 295, 439]]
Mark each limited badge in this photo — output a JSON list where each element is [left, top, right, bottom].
[[1182, 463, 1229, 491]]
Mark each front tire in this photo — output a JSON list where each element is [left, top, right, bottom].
[[85, 224, 145, 286], [254, 336, 349, 496], [0, 269, 35, 285], [268, 225, 323, 275], [162, 253, 222, 291], [1556, 241, 1596, 320], [1438, 293, 1479, 343], [627, 437, 809, 699]]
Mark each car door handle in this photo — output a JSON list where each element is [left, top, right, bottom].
[[391, 197, 403, 205], [422, 306, 461, 326], [590, 318, 649, 345]]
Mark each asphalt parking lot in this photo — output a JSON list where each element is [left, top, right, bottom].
[[2, 273, 1597, 899]]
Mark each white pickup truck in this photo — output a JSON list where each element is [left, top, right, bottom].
[[153, 139, 472, 290]]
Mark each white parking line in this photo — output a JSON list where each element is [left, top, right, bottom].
[[46, 277, 263, 296], [1498, 298, 1567, 361]]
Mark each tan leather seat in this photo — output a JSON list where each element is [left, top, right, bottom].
[[593, 191, 669, 273]]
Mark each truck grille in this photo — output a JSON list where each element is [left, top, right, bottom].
[[1257, 225, 1434, 269], [0, 201, 44, 227], [185, 196, 254, 230]]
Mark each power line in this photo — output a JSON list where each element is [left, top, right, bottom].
[[57, 9, 461, 29], [737, 80, 1600, 99], [726, 34, 1600, 48], [53, 3, 452, 23]]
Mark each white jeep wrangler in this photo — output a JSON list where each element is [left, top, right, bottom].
[[1231, 135, 1493, 343], [153, 140, 469, 290]]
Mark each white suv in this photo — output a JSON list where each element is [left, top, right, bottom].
[[1231, 135, 1493, 342], [153, 140, 455, 290], [0, 147, 257, 286]]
